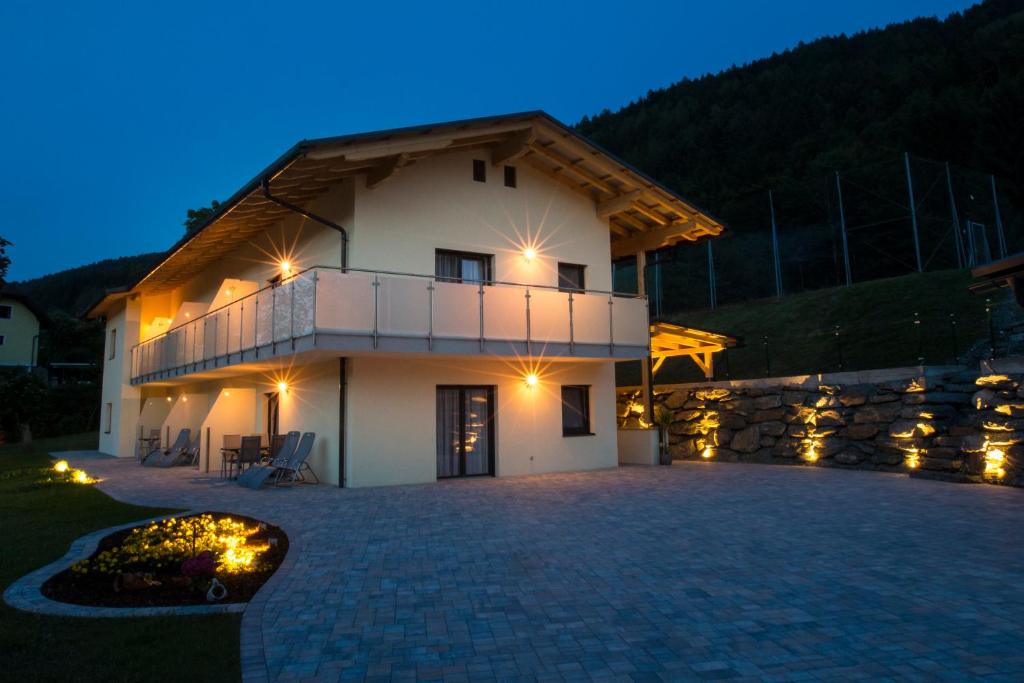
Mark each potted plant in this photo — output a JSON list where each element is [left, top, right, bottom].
[[653, 405, 675, 465]]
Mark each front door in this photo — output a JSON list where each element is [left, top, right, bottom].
[[436, 386, 495, 478]]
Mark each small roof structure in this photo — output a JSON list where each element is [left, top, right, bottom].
[[121, 111, 724, 296], [970, 254, 1024, 307], [649, 322, 737, 379], [0, 288, 50, 326]]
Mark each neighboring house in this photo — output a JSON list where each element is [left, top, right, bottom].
[[0, 289, 46, 368], [86, 112, 726, 487]]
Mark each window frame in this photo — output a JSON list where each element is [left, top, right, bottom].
[[108, 328, 117, 360], [503, 165, 517, 188], [0, 334, 5, 346], [472, 159, 487, 183], [435, 249, 494, 285], [104, 403, 113, 434], [557, 262, 587, 292], [560, 385, 593, 437], [0, 304, 11, 320]]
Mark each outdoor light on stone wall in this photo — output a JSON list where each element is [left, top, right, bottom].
[[701, 445, 714, 459], [985, 448, 1007, 479], [904, 448, 921, 469], [53, 460, 69, 473]]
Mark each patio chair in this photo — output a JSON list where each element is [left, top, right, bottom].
[[235, 435, 262, 478], [142, 428, 191, 467], [181, 435, 201, 467], [138, 428, 160, 462], [238, 431, 309, 489], [237, 431, 298, 487], [280, 432, 319, 485], [266, 433, 288, 463], [220, 434, 242, 479]]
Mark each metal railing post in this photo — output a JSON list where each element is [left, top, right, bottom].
[[525, 288, 532, 356], [254, 296, 260, 358], [290, 279, 296, 351], [271, 287, 277, 354], [607, 295, 614, 356], [568, 291, 575, 354], [372, 273, 380, 349], [478, 283, 485, 351], [312, 270, 319, 347], [427, 280, 434, 351]]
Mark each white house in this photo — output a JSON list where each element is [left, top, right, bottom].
[[87, 112, 726, 487]]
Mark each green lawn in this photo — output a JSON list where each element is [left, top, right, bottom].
[[627, 268, 997, 385], [0, 433, 240, 682]]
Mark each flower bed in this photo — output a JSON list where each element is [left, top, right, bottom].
[[41, 512, 288, 607]]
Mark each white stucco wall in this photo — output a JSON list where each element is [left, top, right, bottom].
[[98, 298, 141, 457], [345, 356, 618, 488]]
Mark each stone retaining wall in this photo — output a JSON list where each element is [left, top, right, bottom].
[[618, 368, 1022, 486]]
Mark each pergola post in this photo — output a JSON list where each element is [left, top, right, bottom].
[[637, 250, 654, 425]]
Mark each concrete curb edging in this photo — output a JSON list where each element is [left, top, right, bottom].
[[3, 510, 246, 618]]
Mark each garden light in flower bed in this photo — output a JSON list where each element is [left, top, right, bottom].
[[42, 512, 288, 607], [51, 459, 98, 484]]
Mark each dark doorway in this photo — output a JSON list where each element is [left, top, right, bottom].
[[436, 386, 495, 478], [265, 392, 280, 437]]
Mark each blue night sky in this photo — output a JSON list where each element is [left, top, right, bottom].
[[1, 0, 974, 281]]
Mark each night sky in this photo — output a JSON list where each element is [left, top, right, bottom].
[[1, 0, 974, 280]]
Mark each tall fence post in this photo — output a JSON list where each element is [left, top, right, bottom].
[[945, 162, 965, 268], [707, 240, 717, 311], [904, 152, 923, 273], [835, 171, 852, 287], [768, 190, 783, 298], [991, 174, 1007, 259]]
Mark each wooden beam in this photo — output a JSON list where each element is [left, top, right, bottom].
[[529, 143, 617, 195], [608, 219, 631, 237], [630, 202, 669, 226], [491, 129, 535, 166], [610, 224, 704, 259], [615, 212, 649, 232], [365, 153, 410, 189], [596, 190, 643, 219]]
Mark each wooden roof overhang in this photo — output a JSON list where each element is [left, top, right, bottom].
[[132, 111, 725, 294], [649, 322, 737, 377], [970, 254, 1024, 307]]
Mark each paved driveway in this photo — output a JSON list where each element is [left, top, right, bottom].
[[62, 457, 1024, 681]]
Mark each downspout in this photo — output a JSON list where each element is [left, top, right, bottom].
[[260, 177, 349, 271], [338, 357, 347, 488]]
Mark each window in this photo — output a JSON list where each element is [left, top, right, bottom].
[[561, 385, 592, 436], [503, 165, 517, 188], [108, 328, 117, 360], [104, 403, 113, 434], [472, 159, 486, 182], [0, 304, 11, 319], [557, 263, 586, 292], [0, 335, 5, 346], [435, 249, 493, 284]]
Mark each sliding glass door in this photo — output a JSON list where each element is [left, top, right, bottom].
[[437, 386, 495, 478]]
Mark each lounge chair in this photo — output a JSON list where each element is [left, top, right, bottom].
[[237, 431, 298, 487], [142, 428, 191, 467], [240, 432, 316, 489], [181, 435, 201, 467]]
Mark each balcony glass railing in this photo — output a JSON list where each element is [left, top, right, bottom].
[[130, 266, 649, 382]]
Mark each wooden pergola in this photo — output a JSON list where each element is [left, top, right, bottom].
[[649, 322, 736, 380]]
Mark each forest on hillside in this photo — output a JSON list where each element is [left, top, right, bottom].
[[582, 0, 1024, 308]]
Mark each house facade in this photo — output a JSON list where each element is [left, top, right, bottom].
[[0, 290, 44, 368], [88, 112, 723, 487]]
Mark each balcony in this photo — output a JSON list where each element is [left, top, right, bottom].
[[129, 267, 650, 385]]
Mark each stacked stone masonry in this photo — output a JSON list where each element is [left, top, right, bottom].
[[618, 369, 1021, 486]]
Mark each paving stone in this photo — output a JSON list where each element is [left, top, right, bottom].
[[19, 451, 1024, 683]]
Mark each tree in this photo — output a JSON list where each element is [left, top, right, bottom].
[[184, 200, 222, 234], [0, 235, 11, 285]]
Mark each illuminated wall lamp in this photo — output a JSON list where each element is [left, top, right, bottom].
[[277, 381, 288, 393], [524, 373, 538, 388], [522, 247, 537, 262]]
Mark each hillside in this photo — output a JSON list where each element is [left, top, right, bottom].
[[618, 269, 997, 386], [10, 252, 162, 316], [577, 0, 1024, 225]]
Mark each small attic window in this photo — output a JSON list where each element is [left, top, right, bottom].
[[472, 159, 486, 183], [504, 165, 517, 188]]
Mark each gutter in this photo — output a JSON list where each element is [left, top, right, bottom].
[[260, 175, 349, 271]]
